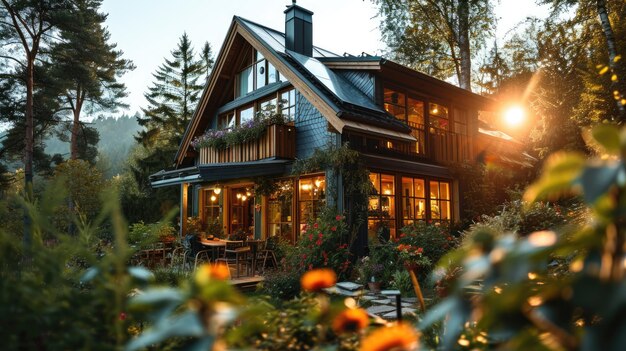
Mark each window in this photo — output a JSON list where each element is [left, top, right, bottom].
[[384, 88, 425, 155], [218, 112, 235, 129], [235, 50, 282, 98], [238, 106, 254, 124], [280, 88, 296, 121], [401, 177, 426, 225], [429, 103, 449, 134], [298, 176, 325, 233], [429, 180, 451, 221], [203, 189, 221, 229], [268, 180, 293, 243], [368, 173, 396, 239], [230, 187, 254, 235], [453, 108, 467, 136]]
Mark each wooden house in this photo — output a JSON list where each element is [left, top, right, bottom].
[[150, 4, 520, 244]]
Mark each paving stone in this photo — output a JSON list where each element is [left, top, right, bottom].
[[401, 302, 414, 307], [366, 305, 396, 315], [336, 281, 363, 291], [360, 295, 376, 301], [402, 297, 418, 302], [382, 308, 417, 319], [371, 299, 392, 304]]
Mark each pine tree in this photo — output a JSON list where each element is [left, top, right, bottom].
[[49, 0, 133, 162], [126, 34, 213, 222]]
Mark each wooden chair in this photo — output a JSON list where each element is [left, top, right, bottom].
[[217, 240, 252, 278], [181, 235, 212, 270]]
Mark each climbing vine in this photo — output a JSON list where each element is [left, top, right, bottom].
[[292, 143, 373, 245]]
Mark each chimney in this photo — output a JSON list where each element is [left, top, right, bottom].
[[284, 2, 313, 56]]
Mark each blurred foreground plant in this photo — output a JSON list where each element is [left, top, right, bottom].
[[420, 124, 626, 350]]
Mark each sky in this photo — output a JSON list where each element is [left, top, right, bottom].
[[100, 0, 549, 116]]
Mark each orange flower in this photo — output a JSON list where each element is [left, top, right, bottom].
[[194, 263, 230, 286], [332, 308, 369, 334], [360, 323, 419, 351], [300, 268, 336, 292]]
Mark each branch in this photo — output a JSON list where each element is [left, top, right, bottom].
[[0, 54, 26, 69]]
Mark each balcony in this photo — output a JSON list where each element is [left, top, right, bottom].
[[199, 123, 296, 164]]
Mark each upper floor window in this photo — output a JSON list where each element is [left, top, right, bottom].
[[429, 103, 449, 134], [236, 51, 282, 98]]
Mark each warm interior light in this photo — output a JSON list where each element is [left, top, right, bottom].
[[241, 195, 247, 201], [213, 187, 221, 195], [504, 106, 525, 127], [432, 107, 439, 114], [246, 191, 252, 197], [301, 183, 311, 191], [236, 193, 242, 199], [314, 179, 322, 188], [210, 195, 217, 202]]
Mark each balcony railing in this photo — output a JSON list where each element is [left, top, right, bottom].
[[199, 123, 296, 164]]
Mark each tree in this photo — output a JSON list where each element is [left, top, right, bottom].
[[372, 0, 495, 91], [0, 0, 72, 248], [126, 34, 213, 222], [49, 0, 134, 161]]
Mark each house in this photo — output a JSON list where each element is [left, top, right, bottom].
[[149, 3, 521, 246]]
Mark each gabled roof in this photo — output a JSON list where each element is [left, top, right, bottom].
[[175, 16, 414, 167]]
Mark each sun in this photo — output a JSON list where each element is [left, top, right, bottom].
[[504, 106, 525, 127]]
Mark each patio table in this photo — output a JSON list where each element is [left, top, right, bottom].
[[199, 238, 226, 261]]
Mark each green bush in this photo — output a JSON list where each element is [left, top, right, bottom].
[[398, 222, 458, 268], [390, 269, 414, 297], [259, 269, 302, 301]]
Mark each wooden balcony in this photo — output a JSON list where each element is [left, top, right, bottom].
[[199, 123, 296, 164]]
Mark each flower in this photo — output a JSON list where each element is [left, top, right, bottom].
[[301, 268, 337, 292], [332, 308, 369, 334], [194, 263, 230, 286], [360, 323, 420, 351], [336, 215, 343, 221], [119, 312, 127, 321], [359, 256, 384, 282], [397, 244, 431, 268]]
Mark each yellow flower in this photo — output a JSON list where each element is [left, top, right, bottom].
[[332, 308, 369, 334], [194, 263, 230, 286], [300, 268, 336, 292], [360, 323, 420, 351]]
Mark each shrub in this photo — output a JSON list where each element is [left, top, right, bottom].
[[398, 222, 459, 271], [390, 269, 414, 296], [259, 269, 302, 301]]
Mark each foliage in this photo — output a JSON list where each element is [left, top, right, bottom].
[[0, 178, 151, 350], [399, 222, 458, 269], [356, 255, 385, 283], [127, 220, 174, 247], [205, 218, 223, 238], [185, 216, 203, 235], [389, 269, 414, 297], [372, 0, 495, 90], [292, 143, 373, 252], [395, 243, 430, 269], [259, 268, 302, 301], [420, 124, 626, 350], [293, 209, 353, 280], [190, 104, 286, 150]]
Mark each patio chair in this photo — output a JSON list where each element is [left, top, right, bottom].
[[181, 235, 212, 271], [258, 236, 279, 273], [217, 240, 252, 278]]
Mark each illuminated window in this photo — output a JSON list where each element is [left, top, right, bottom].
[[368, 173, 396, 239], [268, 180, 293, 243], [429, 103, 449, 134], [429, 180, 451, 221], [203, 189, 221, 228], [384, 87, 425, 155], [401, 177, 426, 226], [298, 176, 326, 233]]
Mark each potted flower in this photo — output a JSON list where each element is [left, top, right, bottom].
[[358, 256, 384, 293], [396, 244, 431, 271]]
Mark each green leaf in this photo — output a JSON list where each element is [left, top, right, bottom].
[[578, 163, 620, 204], [125, 311, 204, 351], [128, 266, 154, 282], [592, 124, 621, 155], [419, 297, 460, 329], [80, 267, 99, 283], [524, 152, 585, 203], [183, 336, 215, 351], [130, 287, 184, 305]]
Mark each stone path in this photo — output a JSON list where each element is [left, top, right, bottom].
[[326, 282, 430, 321]]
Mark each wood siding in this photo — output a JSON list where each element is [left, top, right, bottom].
[[198, 124, 295, 164]]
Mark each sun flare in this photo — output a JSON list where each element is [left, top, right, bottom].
[[504, 106, 525, 127]]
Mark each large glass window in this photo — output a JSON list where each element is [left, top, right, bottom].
[[298, 176, 326, 233], [368, 173, 396, 239], [235, 50, 282, 98], [230, 187, 254, 235], [401, 177, 426, 226], [268, 180, 293, 243], [383, 88, 406, 120], [429, 180, 451, 221], [218, 112, 235, 129]]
